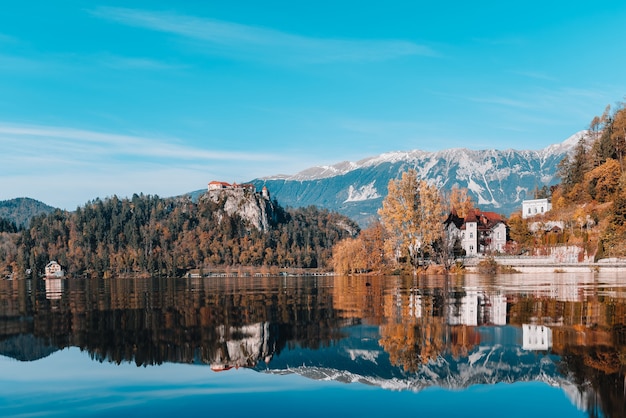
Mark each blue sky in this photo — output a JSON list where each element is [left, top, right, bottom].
[[1, 1, 625, 209]]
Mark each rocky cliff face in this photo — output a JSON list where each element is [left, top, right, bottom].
[[201, 187, 278, 232]]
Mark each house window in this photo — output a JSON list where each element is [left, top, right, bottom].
[[497, 232, 501, 239], [541, 207, 544, 212], [528, 208, 531, 214], [462, 232, 465, 239], [469, 232, 473, 238], [470, 245, 474, 252]]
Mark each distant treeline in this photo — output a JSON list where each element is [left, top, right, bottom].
[[4, 193, 359, 277], [0, 197, 55, 228]]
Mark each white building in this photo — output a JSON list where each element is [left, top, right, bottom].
[[522, 198, 551, 219], [44, 261, 64, 278]]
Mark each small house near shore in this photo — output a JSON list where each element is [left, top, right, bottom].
[[45, 261, 65, 278]]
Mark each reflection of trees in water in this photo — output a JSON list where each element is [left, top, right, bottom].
[[335, 276, 483, 371], [379, 321, 453, 372], [2, 275, 626, 417], [333, 274, 626, 416], [2, 276, 347, 368], [560, 350, 626, 418]]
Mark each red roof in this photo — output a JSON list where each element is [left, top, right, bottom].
[[208, 181, 231, 187], [451, 209, 505, 230]]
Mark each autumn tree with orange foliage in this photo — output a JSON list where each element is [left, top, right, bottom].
[[333, 173, 472, 273], [378, 169, 446, 269], [446, 186, 475, 218], [548, 100, 626, 260], [332, 222, 386, 274]]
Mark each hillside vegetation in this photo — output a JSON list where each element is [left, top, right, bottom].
[[508, 101, 626, 259], [0, 193, 358, 278]]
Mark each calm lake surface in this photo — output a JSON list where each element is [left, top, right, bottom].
[[1, 272, 625, 417]]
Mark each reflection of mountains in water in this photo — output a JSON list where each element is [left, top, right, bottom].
[[258, 324, 591, 410], [0, 334, 58, 361], [260, 325, 553, 386], [1, 275, 624, 416]]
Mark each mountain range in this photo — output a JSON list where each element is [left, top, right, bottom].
[[245, 132, 582, 226], [0, 197, 56, 228], [256, 323, 590, 411], [1, 133, 581, 229]]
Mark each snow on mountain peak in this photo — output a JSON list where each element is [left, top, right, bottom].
[[344, 181, 381, 203], [540, 130, 587, 156], [263, 133, 580, 182], [252, 132, 580, 226]]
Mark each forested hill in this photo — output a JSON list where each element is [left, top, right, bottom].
[[1, 192, 359, 278], [0, 197, 55, 228]]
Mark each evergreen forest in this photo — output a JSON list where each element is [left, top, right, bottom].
[[0, 193, 359, 278]]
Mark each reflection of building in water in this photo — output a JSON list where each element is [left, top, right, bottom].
[[522, 324, 552, 350], [447, 291, 507, 326], [505, 273, 587, 302], [409, 292, 421, 319], [209, 322, 273, 371], [407, 287, 507, 327], [486, 294, 507, 325], [45, 278, 63, 300], [448, 290, 479, 326]]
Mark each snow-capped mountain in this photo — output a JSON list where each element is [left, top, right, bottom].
[[251, 132, 583, 226]]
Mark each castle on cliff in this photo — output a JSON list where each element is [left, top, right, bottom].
[[208, 181, 270, 200]]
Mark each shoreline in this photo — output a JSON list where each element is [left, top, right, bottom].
[[463, 256, 626, 273], [466, 264, 626, 273]]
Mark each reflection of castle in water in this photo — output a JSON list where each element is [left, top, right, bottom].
[[209, 322, 273, 371], [0, 274, 624, 418]]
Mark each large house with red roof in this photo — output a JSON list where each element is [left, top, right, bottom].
[[445, 209, 508, 256]]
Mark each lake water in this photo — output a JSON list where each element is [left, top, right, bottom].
[[0, 272, 624, 417]]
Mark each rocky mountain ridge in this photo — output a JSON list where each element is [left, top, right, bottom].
[[249, 132, 583, 226]]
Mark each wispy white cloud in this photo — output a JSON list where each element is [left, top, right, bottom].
[[0, 53, 48, 72], [464, 86, 614, 115], [0, 123, 274, 162], [90, 7, 437, 63], [0, 122, 287, 208], [95, 53, 186, 71]]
